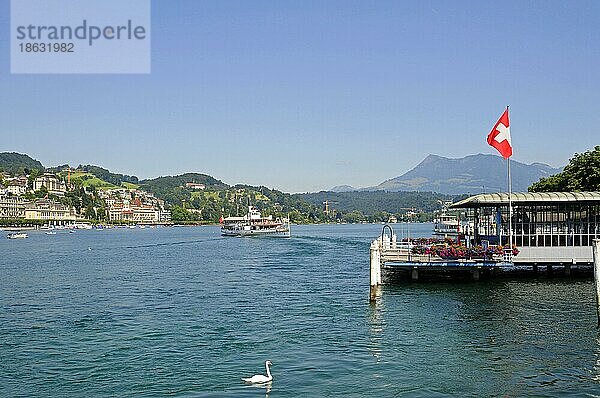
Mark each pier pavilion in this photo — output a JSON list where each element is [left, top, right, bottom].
[[450, 191, 600, 264]]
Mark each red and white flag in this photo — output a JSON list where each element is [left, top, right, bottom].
[[487, 108, 512, 159]]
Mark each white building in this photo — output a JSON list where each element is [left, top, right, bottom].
[[24, 199, 76, 222], [6, 182, 27, 196], [0, 195, 27, 218], [185, 182, 206, 190], [33, 173, 67, 196]]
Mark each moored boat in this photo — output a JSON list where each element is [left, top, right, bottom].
[[433, 213, 461, 236], [7, 232, 28, 239]]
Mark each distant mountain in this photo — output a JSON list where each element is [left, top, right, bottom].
[[370, 154, 562, 195], [0, 152, 44, 175], [330, 185, 356, 192], [297, 190, 454, 215]]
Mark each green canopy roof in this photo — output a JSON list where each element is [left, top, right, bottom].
[[450, 191, 600, 208]]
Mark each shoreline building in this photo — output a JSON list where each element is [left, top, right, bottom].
[[102, 189, 171, 224], [0, 195, 27, 218], [24, 199, 77, 223], [450, 191, 600, 264]]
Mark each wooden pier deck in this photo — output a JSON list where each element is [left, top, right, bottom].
[[369, 228, 595, 300]]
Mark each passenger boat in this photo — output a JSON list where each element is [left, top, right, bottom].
[[221, 206, 290, 237], [7, 232, 28, 239], [433, 213, 460, 236]]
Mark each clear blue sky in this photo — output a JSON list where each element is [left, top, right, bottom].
[[1, 0, 598, 192]]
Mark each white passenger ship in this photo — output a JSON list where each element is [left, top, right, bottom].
[[221, 206, 290, 237]]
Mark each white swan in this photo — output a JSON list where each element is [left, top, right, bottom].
[[242, 360, 273, 383]]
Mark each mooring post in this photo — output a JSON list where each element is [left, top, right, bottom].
[[411, 267, 419, 281], [593, 239, 600, 327], [376, 245, 382, 285], [370, 240, 381, 301], [473, 267, 480, 281]]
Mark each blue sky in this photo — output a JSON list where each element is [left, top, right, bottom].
[[1, 0, 599, 192]]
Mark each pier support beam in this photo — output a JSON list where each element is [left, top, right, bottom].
[[565, 264, 571, 277], [473, 268, 480, 281], [533, 264, 538, 274], [411, 267, 419, 281], [547, 265, 553, 276], [370, 240, 382, 302], [593, 240, 600, 327]]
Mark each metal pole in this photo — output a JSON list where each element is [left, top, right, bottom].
[[508, 157, 513, 249], [593, 239, 600, 327]]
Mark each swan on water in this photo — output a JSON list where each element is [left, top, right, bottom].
[[242, 360, 273, 384]]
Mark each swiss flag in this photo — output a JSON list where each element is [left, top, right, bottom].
[[487, 108, 512, 159]]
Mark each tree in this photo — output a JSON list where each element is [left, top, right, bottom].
[[170, 205, 195, 223], [342, 210, 365, 223], [84, 204, 96, 220], [529, 146, 600, 192]]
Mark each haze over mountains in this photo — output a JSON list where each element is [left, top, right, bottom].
[[333, 154, 562, 195], [2, 152, 562, 196]]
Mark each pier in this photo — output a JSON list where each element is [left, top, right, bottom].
[[370, 192, 600, 299], [370, 226, 512, 299], [370, 228, 595, 301]]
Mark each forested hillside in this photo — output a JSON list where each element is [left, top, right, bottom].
[[529, 146, 600, 192]]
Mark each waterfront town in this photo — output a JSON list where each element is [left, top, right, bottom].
[[0, 171, 171, 226]]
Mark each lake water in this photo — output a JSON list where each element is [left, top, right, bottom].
[[1, 224, 600, 397]]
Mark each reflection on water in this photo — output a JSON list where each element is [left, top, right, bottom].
[[244, 381, 272, 396], [368, 297, 384, 362], [592, 337, 600, 383]]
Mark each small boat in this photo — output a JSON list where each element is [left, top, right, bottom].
[[45, 231, 57, 235], [221, 206, 290, 237], [7, 232, 28, 239]]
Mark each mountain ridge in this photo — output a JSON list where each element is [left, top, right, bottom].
[[368, 153, 562, 194]]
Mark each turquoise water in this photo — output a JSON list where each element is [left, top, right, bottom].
[[1, 224, 600, 397]]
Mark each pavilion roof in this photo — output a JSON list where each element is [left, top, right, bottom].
[[450, 191, 600, 208]]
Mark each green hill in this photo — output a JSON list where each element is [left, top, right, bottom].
[[0, 152, 44, 175], [78, 165, 139, 186], [56, 170, 119, 190]]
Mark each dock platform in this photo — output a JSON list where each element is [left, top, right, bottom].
[[369, 225, 594, 300]]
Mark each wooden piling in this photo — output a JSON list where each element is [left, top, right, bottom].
[[411, 267, 419, 281], [370, 240, 381, 301], [593, 239, 600, 327]]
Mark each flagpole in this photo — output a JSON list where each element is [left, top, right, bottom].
[[507, 105, 513, 255], [508, 155, 512, 247]]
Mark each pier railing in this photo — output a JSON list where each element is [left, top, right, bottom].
[[369, 225, 510, 301]]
